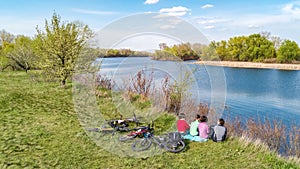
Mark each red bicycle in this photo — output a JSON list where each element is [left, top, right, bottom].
[[119, 123, 153, 142]]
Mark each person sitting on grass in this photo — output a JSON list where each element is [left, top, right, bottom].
[[198, 115, 209, 139], [176, 113, 190, 134], [183, 115, 208, 142], [210, 118, 227, 142], [189, 114, 200, 136]]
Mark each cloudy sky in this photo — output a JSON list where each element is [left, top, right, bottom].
[[1, 0, 300, 44]]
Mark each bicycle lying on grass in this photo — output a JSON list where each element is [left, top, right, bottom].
[[122, 122, 186, 153], [132, 131, 186, 153], [118, 123, 153, 141], [86, 113, 141, 135]]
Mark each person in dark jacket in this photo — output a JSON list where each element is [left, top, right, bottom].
[[210, 118, 227, 142]]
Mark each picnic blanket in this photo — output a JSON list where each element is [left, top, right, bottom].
[[183, 134, 208, 142]]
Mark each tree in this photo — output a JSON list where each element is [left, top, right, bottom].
[[0, 41, 16, 70], [35, 13, 93, 87], [0, 30, 15, 71], [201, 43, 218, 61], [226, 36, 248, 61], [277, 40, 300, 63], [245, 34, 276, 62], [214, 40, 228, 61], [165, 43, 198, 60], [270, 36, 282, 50], [0, 29, 15, 47], [5, 36, 36, 72]]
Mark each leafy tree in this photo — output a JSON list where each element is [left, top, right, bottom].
[[277, 40, 300, 63], [0, 42, 15, 70], [226, 36, 248, 61], [214, 40, 228, 61], [191, 43, 205, 56], [0, 30, 15, 71], [245, 34, 276, 62], [106, 49, 120, 57], [0, 29, 14, 46], [160, 43, 198, 60], [35, 13, 93, 87], [201, 43, 218, 61], [5, 36, 36, 72]]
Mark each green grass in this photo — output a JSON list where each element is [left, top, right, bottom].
[[0, 71, 299, 169]]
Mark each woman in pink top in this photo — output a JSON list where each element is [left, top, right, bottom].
[[198, 115, 209, 139]]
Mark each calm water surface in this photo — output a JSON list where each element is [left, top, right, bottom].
[[99, 57, 300, 127]]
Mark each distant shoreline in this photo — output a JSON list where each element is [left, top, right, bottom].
[[193, 61, 300, 70]]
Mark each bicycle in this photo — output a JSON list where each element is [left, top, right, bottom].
[[131, 130, 186, 153], [119, 123, 153, 141], [86, 113, 141, 135]]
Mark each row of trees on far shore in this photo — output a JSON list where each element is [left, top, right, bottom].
[[149, 32, 300, 63], [202, 33, 300, 63]]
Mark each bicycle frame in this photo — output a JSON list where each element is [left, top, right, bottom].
[[131, 131, 185, 153]]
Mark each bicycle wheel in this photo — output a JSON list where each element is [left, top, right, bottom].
[[164, 140, 185, 153], [132, 138, 152, 151], [119, 134, 136, 142]]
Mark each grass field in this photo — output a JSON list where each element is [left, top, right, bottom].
[[0, 71, 299, 169]]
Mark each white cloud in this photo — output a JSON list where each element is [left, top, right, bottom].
[[160, 25, 176, 30], [204, 25, 215, 29], [201, 4, 214, 9], [196, 16, 229, 24], [282, 2, 300, 15], [144, 0, 159, 5], [72, 8, 118, 15], [144, 11, 154, 14], [248, 24, 260, 29], [159, 6, 191, 16]]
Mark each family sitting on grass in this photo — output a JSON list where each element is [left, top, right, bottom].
[[177, 113, 227, 142]]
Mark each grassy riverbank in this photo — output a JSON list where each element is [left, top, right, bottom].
[[194, 61, 300, 70], [0, 71, 299, 168]]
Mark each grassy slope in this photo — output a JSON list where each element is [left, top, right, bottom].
[[0, 71, 299, 169]]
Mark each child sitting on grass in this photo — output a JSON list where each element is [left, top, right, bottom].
[[189, 114, 200, 136], [176, 113, 190, 134], [182, 114, 208, 142], [210, 118, 227, 142], [198, 115, 209, 139]]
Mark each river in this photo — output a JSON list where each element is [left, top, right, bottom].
[[98, 57, 300, 128]]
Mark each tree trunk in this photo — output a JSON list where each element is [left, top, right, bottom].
[[61, 79, 66, 88]]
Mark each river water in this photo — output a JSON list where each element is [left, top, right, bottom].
[[98, 57, 300, 128]]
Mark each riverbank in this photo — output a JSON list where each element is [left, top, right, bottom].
[[193, 61, 300, 70], [1, 71, 299, 168]]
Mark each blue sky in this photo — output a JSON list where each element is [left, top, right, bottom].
[[1, 0, 300, 44]]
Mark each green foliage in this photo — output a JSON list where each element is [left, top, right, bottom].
[[163, 70, 195, 114], [0, 29, 15, 46], [5, 36, 37, 72], [226, 36, 248, 61], [35, 12, 93, 87], [153, 50, 174, 60], [201, 42, 219, 61], [246, 34, 276, 62], [0, 41, 16, 70], [212, 34, 277, 62], [277, 40, 300, 63], [0, 54, 9, 71], [154, 43, 198, 61], [214, 40, 228, 60]]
